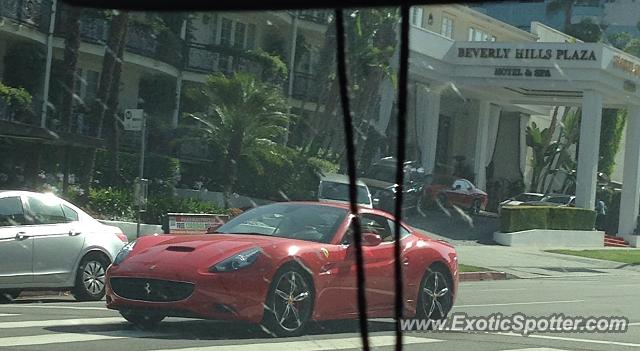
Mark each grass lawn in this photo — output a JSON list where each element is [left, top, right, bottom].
[[458, 264, 490, 272], [547, 249, 640, 264]]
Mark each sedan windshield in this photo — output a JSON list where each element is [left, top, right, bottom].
[[216, 203, 347, 243]]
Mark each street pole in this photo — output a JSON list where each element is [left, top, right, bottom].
[[284, 10, 299, 145], [136, 115, 146, 238], [171, 18, 188, 129], [40, 0, 57, 128]]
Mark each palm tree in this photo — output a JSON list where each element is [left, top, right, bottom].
[[187, 73, 291, 207]]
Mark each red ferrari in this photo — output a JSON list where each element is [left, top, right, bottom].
[[105, 202, 458, 336]]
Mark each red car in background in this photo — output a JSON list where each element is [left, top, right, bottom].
[[421, 176, 488, 214], [105, 202, 458, 337]]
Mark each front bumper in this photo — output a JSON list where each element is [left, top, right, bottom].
[[105, 265, 270, 323]]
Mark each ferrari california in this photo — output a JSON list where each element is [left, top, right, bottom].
[[105, 202, 458, 336]]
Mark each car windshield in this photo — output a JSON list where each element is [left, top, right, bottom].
[[216, 203, 347, 243], [319, 182, 370, 204], [514, 194, 544, 202], [543, 196, 571, 204]]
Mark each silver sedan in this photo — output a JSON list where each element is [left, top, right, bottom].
[[0, 191, 128, 301]]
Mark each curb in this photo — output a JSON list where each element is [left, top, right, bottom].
[[459, 271, 509, 282], [19, 290, 70, 298]]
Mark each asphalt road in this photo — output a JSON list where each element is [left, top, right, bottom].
[[1, 274, 638, 351]]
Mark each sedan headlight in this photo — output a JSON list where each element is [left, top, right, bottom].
[[209, 247, 261, 273], [113, 241, 136, 265]]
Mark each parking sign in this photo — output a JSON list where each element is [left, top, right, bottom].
[[123, 109, 144, 131]]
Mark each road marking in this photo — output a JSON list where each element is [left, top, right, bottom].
[[502, 348, 567, 351], [454, 300, 584, 308], [0, 305, 111, 311], [151, 335, 441, 351], [494, 332, 640, 348], [0, 317, 123, 329], [0, 332, 127, 347], [471, 288, 529, 292], [0, 314, 19, 317]]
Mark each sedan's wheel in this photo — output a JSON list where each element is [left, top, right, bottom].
[[0, 290, 21, 303], [262, 268, 313, 337], [72, 253, 108, 301], [417, 266, 453, 321], [120, 311, 165, 330]]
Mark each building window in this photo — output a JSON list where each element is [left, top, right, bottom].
[[234, 22, 246, 49], [220, 17, 233, 47], [468, 27, 492, 41], [411, 7, 424, 27], [441, 16, 454, 38], [247, 23, 256, 49]]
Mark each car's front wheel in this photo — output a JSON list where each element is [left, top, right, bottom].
[[72, 253, 108, 301], [120, 311, 165, 329], [416, 265, 454, 322], [262, 267, 314, 337]]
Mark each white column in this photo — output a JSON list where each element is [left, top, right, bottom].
[[618, 105, 640, 236], [575, 90, 603, 210], [416, 85, 442, 175], [474, 100, 491, 190]]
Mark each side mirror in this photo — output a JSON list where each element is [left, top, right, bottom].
[[206, 223, 222, 234], [362, 232, 382, 246]]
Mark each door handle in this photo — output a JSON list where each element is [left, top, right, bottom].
[[68, 230, 82, 236], [15, 232, 30, 240]]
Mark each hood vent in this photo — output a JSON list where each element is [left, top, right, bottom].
[[166, 246, 195, 252]]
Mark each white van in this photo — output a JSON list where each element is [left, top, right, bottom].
[[317, 174, 373, 208]]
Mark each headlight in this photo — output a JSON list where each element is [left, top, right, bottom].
[[209, 247, 261, 273], [113, 241, 136, 265]]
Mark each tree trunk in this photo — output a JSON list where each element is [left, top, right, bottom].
[[60, 6, 82, 194], [222, 133, 243, 208], [81, 11, 129, 191], [103, 18, 129, 187]]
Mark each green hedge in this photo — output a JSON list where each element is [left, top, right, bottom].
[[501, 206, 596, 233], [500, 206, 548, 233]]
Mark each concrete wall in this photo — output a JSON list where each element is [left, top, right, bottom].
[[99, 220, 163, 241], [494, 229, 605, 248]]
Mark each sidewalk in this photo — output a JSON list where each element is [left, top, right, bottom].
[[456, 245, 640, 279]]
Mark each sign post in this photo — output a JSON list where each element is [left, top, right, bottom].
[[124, 109, 147, 238], [134, 178, 148, 238]]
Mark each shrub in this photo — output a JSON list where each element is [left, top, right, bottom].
[[86, 187, 136, 221], [547, 207, 596, 231], [500, 206, 548, 233], [500, 206, 596, 233]]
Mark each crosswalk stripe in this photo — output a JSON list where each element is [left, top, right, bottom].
[[0, 317, 123, 329], [151, 335, 441, 351], [0, 332, 126, 347]]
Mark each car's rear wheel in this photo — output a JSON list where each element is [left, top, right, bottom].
[[262, 267, 314, 337], [417, 265, 453, 322], [120, 311, 165, 329], [436, 193, 448, 208], [471, 199, 482, 214], [0, 290, 21, 303], [72, 253, 108, 301]]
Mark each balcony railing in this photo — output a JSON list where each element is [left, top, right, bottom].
[[295, 10, 331, 24], [184, 42, 262, 77], [125, 22, 158, 58], [0, 0, 47, 30], [0, 97, 38, 125]]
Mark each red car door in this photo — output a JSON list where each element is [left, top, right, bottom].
[[318, 214, 396, 318]]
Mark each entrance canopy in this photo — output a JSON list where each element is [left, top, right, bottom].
[[407, 27, 640, 239]]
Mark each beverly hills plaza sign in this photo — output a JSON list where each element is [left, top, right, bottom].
[[457, 47, 597, 61]]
